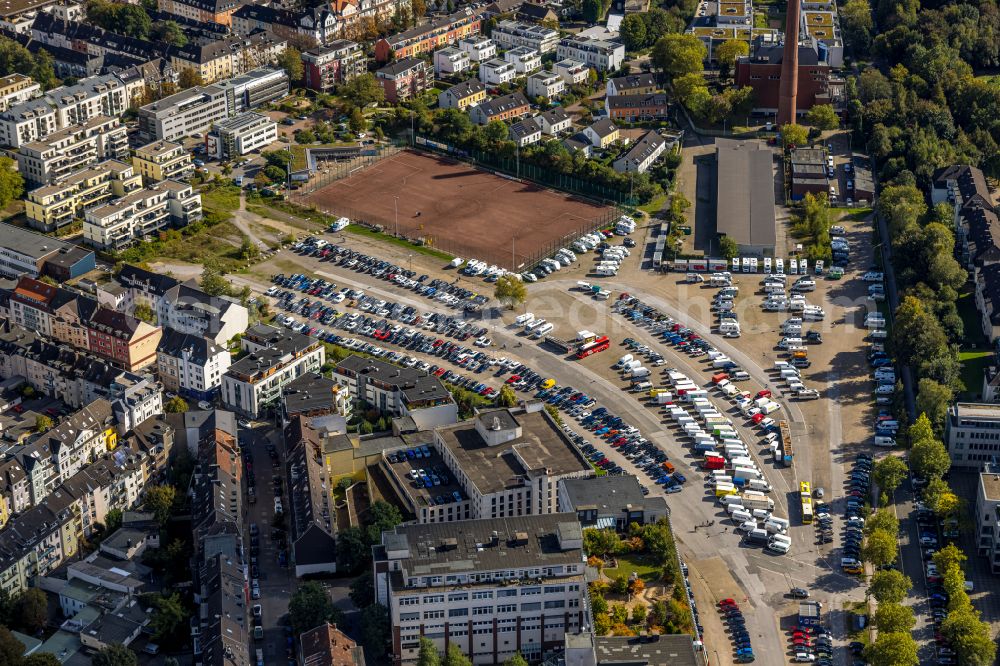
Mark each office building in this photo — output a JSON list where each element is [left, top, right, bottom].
[[333, 355, 457, 429], [206, 112, 277, 159], [976, 464, 1000, 573], [0, 223, 93, 280], [137, 85, 229, 143], [221, 324, 325, 418], [557, 475, 668, 529], [373, 513, 588, 665], [214, 67, 289, 115], [946, 402, 1000, 468]]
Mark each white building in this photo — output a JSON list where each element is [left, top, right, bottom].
[[527, 70, 565, 100], [109, 372, 163, 433], [458, 36, 496, 62], [536, 107, 572, 136], [554, 59, 589, 85], [612, 130, 667, 174], [374, 514, 588, 666], [0, 74, 40, 113], [556, 36, 625, 72], [509, 117, 542, 147], [490, 20, 559, 54], [16, 115, 128, 186], [221, 324, 326, 418], [137, 85, 229, 143], [946, 402, 1000, 468], [157, 330, 232, 402], [976, 465, 1000, 573], [332, 355, 458, 430], [479, 59, 517, 85], [83, 180, 203, 251], [433, 47, 471, 76], [504, 47, 542, 75], [206, 112, 277, 159]]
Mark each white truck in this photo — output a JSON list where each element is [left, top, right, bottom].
[[740, 490, 775, 511]]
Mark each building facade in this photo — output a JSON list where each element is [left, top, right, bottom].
[[375, 58, 429, 104], [132, 141, 194, 184], [302, 41, 366, 93], [556, 36, 624, 72], [206, 112, 278, 159]]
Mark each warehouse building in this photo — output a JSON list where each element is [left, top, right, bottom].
[[715, 138, 776, 256]]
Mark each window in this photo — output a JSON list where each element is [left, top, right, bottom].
[[521, 602, 541, 612], [424, 595, 444, 604], [449, 608, 469, 617], [400, 612, 420, 621], [472, 591, 493, 600], [473, 606, 493, 615], [544, 600, 565, 609], [424, 610, 445, 619], [543, 585, 564, 593], [449, 593, 469, 602], [497, 604, 516, 613], [521, 586, 541, 596]]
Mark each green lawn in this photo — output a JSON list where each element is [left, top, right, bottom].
[[636, 194, 667, 216], [958, 289, 989, 348], [345, 224, 455, 262], [959, 350, 993, 399], [199, 183, 241, 213], [605, 552, 661, 583]]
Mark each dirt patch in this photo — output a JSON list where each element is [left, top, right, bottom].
[[301, 149, 618, 270]]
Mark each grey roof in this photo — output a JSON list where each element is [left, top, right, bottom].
[[293, 523, 337, 566], [606, 93, 668, 110], [228, 330, 317, 376], [435, 407, 591, 495], [560, 475, 649, 512], [282, 372, 339, 415], [790, 148, 825, 165], [335, 355, 451, 404], [0, 223, 73, 263], [157, 329, 223, 365], [443, 79, 486, 99], [588, 118, 618, 139], [539, 107, 570, 125], [715, 138, 776, 248], [609, 73, 656, 91], [477, 92, 530, 119], [117, 264, 179, 297], [101, 527, 150, 553], [376, 57, 427, 77], [380, 513, 583, 577], [616, 131, 666, 166], [510, 117, 542, 139], [594, 634, 699, 666]]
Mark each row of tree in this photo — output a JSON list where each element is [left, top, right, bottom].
[[0, 37, 58, 91]]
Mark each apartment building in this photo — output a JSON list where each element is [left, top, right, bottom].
[[157, 0, 249, 26], [554, 59, 589, 85], [83, 180, 203, 251], [479, 59, 517, 86], [137, 85, 229, 143], [221, 324, 325, 417], [613, 131, 667, 174], [300, 624, 365, 666], [25, 160, 143, 232], [946, 402, 1000, 468], [0, 223, 93, 280], [302, 40, 366, 93], [0, 74, 40, 112], [469, 92, 530, 125], [0, 501, 76, 595], [504, 46, 541, 75], [169, 32, 286, 84], [373, 513, 588, 665], [157, 330, 232, 401], [556, 36, 624, 72], [527, 70, 565, 100], [16, 115, 128, 186], [490, 20, 558, 53], [132, 140, 194, 184], [606, 73, 657, 97], [116, 265, 248, 345], [108, 372, 163, 433], [458, 36, 496, 62], [0, 98, 56, 149], [206, 112, 278, 159], [976, 465, 1000, 573], [434, 47, 471, 76], [333, 355, 458, 430], [375, 58, 430, 104], [438, 80, 487, 110], [35, 399, 118, 485], [375, 9, 482, 61], [605, 94, 669, 122]]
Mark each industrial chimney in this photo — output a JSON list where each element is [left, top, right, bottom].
[[776, 0, 801, 125]]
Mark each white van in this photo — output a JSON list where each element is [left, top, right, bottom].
[[731, 508, 753, 523], [524, 318, 546, 332], [720, 495, 744, 507], [764, 257, 772, 273], [775, 258, 785, 274], [778, 337, 803, 349], [874, 436, 896, 447], [767, 539, 790, 554], [765, 517, 789, 533], [531, 323, 553, 338]]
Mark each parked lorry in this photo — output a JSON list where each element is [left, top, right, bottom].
[[740, 490, 775, 511], [703, 455, 726, 470], [779, 420, 794, 467]]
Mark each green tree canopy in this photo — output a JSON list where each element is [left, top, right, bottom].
[[341, 73, 385, 107], [861, 528, 898, 567], [941, 604, 997, 666], [864, 632, 918, 666], [651, 33, 706, 79], [718, 235, 739, 259], [0, 626, 24, 666], [443, 644, 472, 666], [417, 638, 441, 666], [34, 414, 52, 433], [151, 20, 187, 46], [620, 14, 648, 51], [497, 385, 517, 407], [360, 604, 391, 655], [144, 484, 177, 526], [804, 104, 840, 130], [873, 602, 915, 633], [714, 39, 749, 78], [915, 379, 953, 435], [278, 47, 304, 84], [872, 455, 907, 495], [92, 645, 139, 666], [146, 593, 187, 641], [164, 396, 188, 413], [0, 157, 24, 208], [495, 274, 527, 309], [289, 582, 342, 634], [781, 123, 809, 147], [869, 569, 912, 603]]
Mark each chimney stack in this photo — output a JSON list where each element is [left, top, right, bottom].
[[777, 0, 801, 125]]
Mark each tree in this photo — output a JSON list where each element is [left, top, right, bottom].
[[443, 644, 472, 666], [417, 638, 441, 666], [869, 569, 912, 603], [672, 72, 710, 114], [780, 123, 809, 147], [582, 0, 604, 23], [861, 529, 898, 567], [620, 14, 647, 51], [583, 528, 621, 556], [631, 603, 647, 624], [864, 509, 899, 537], [365, 500, 403, 544], [341, 73, 384, 107], [360, 604, 391, 654], [942, 604, 996, 666], [909, 433, 951, 480], [503, 655, 528, 666], [923, 478, 961, 519], [277, 47, 304, 84], [147, 593, 187, 640], [494, 274, 527, 309], [497, 385, 517, 407], [336, 526, 369, 573], [289, 582, 341, 634], [200, 263, 231, 296], [0, 157, 24, 208], [932, 543, 967, 576], [804, 104, 840, 130], [151, 20, 187, 47], [133, 302, 157, 324], [349, 107, 367, 134], [610, 574, 629, 595], [240, 236, 260, 261], [0, 626, 23, 666], [144, 484, 177, 526], [349, 570, 375, 608], [34, 414, 53, 433], [24, 654, 62, 666], [411, 0, 426, 19], [873, 602, 915, 633], [840, 0, 874, 51], [651, 34, 706, 80], [92, 645, 139, 666], [104, 508, 123, 533], [714, 39, 749, 79], [164, 396, 188, 413], [872, 455, 907, 495], [718, 235, 739, 259], [178, 68, 203, 89], [864, 632, 918, 666], [915, 379, 952, 434]]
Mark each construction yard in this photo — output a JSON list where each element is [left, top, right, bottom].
[[299, 149, 618, 270]]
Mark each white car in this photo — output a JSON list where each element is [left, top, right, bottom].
[[862, 271, 884, 282]]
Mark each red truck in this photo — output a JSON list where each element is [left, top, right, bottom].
[[712, 372, 730, 384], [703, 455, 725, 470]]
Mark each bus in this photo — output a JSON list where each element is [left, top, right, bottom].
[[801, 496, 814, 524], [576, 336, 611, 359]]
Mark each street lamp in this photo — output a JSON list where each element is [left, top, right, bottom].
[[393, 195, 399, 237]]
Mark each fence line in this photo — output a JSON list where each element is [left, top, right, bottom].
[[292, 144, 404, 197]]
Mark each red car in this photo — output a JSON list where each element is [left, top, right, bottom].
[[718, 599, 738, 608], [751, 413, 765, 425], [505, 375, 521, 384], [756, 389, 772, 399]]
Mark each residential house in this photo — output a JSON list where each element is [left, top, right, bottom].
[[606, 72, 657, 97], [16, 115, 128, 186], [458, 36, 496, 62], [509, 117, 542, 146], [438, 80, 487, 110], [157, 330, 232, 401], [504, 46, 541, 74], [535, 107, 571, 135], [374, 8, 481, 62], [131, 141, 194, 184], [375, 58, 429, 103], [613, 130, 667, 173], [478, 58, 516, 85], [489, 20, 558, 53], [433, 47, 471, 76], [556, 35, 624, 71], [582, 118, 620, 149], [300, 623, 365, 666], [302, 41, 365, 93], [526, 70, 564, 100], [469, 92, 530, 125], [605, 93, 669, 121], [24, 160, 143, 232], [83, 181, 203, 251], [554, 59, 589, 85]]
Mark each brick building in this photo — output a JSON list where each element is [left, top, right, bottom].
[[734, 42, 833, 115]]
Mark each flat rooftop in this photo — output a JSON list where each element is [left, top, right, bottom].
[[716, 138, 776, 249], [982, 472, 1000, 502], [435, 407, 591, 495], [594, 635, 699, 666], [954, 402, 1000, 421], [384, 445, 465, 509], [0, 222, 73, 261]]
